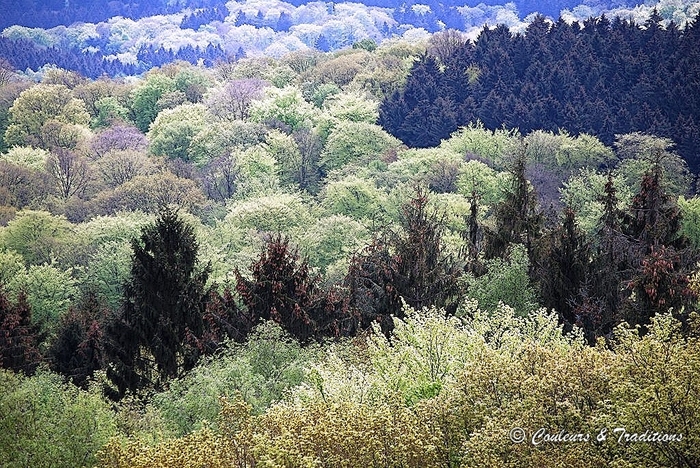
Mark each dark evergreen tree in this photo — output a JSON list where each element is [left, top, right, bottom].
[[485, 149, 542, 260], [621, 164, 697, 327], [581, 174, 629, 341], [48, 291, 104, 389], [275, 11, 293, 32], [380, 14, 700, 173], [235, 235, 356, 343], [346, 188, 463, 334], [315, 34, 331, 52], [537, 208, 591, 329], [0, 290, 41, 375], [103, 207, 210, 398]]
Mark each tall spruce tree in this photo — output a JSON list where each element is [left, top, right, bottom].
[[235, 234, 356, 342], [485, 148, 542, 260], [622, 164, 697, 328], [103, 207, 210, 398], [346, 188, 463, 334], [538, 208, 591, 328], [586, 174, 628, 340], [48, 291, 105, 389], [0, 290, 41, 375]]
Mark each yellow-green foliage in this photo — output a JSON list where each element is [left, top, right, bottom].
[[0, 370, 116, 468], [95, 307, 700, 468]]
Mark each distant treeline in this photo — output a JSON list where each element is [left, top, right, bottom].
[[0, 0, 213, 30], [1, 0, 595, 30], [381, 12, 700, 172], [0, 37, 228, 78]]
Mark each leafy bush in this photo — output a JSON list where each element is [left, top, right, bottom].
[[0, 369, 116, 468]]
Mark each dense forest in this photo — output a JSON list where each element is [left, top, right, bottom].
[[2, 3, 700, 468], [0, 0, 627, 30], [1, 0, 699, 79], [380, 12, 700, 172]]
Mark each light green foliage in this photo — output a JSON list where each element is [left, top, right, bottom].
[[524, 130, 615, 169], [249, 86, 318, 130], [74, 213, 153, 308], [560, 168, 608, 235], [13, 263, 78, 336], [615, 132, 693, 196], [368, 306, 473, 406], [148, 103, 208, 163], [560, 169, 633, 236], [225, 192, 314, 234], [77, 212, 153, 245], [0, 249, 25, 287], [129, 73, 176, 132], [0, 210, 73, 265], [603, 312, 700, 467], [616, 155, 692, 197], [292, 305, 472, 407], [440, 121, 519, 168], [152, 322, 317, 435], [428, 192, 475, 238], [173, 66, 212, 103], [262, 129, 302, 186], [320, 175, 384, 220], [320, 121, 400, 172], [267, 64, 298, 88], [306, 82, 340, 107], [92, 97, 131, 128], [189, 120, 267, 163], [4, 84, 91, 149], [323, 91, 379, 124], [456, 159, 510, 206], [200, 220, 264, 285], [105, 172, 205, 214], [679, 196, 700, 248], [98, 303, 700, 468], [299, 214, 369, 271], [0, 146, 49, 171], [0, 369, 117, 468], [235, 146, 280, 197], [462, 244, 538, 315], [79, 241, 132, 309], [388, 147, 462, 182], [464, 300, 581, 351], [2, 25, 56, 47]]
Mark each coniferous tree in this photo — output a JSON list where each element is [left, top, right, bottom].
[[587, 174, 628, 339], [103, 207, 210, 398], [622, 164, 697, 327], [346, 188, 463, 334], [538, 208, 591, 329], [48, 291, 104, 388], [0, 290, 41, 375], [485, 149, 542, 260], [235, 235, 356, 343]]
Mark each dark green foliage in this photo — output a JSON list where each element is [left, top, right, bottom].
[[103, 207, 210, 398], [200, 287, 257, 349], [0, 290, 41, 375], [235, 235, 356, 342], [381, 13, 700, 172], [48, 292, 105, 389], [485, 150, 542, 259], [537, 208, 592, 332], [621, 166, 697, 327], [346, 189, 463, 334]]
